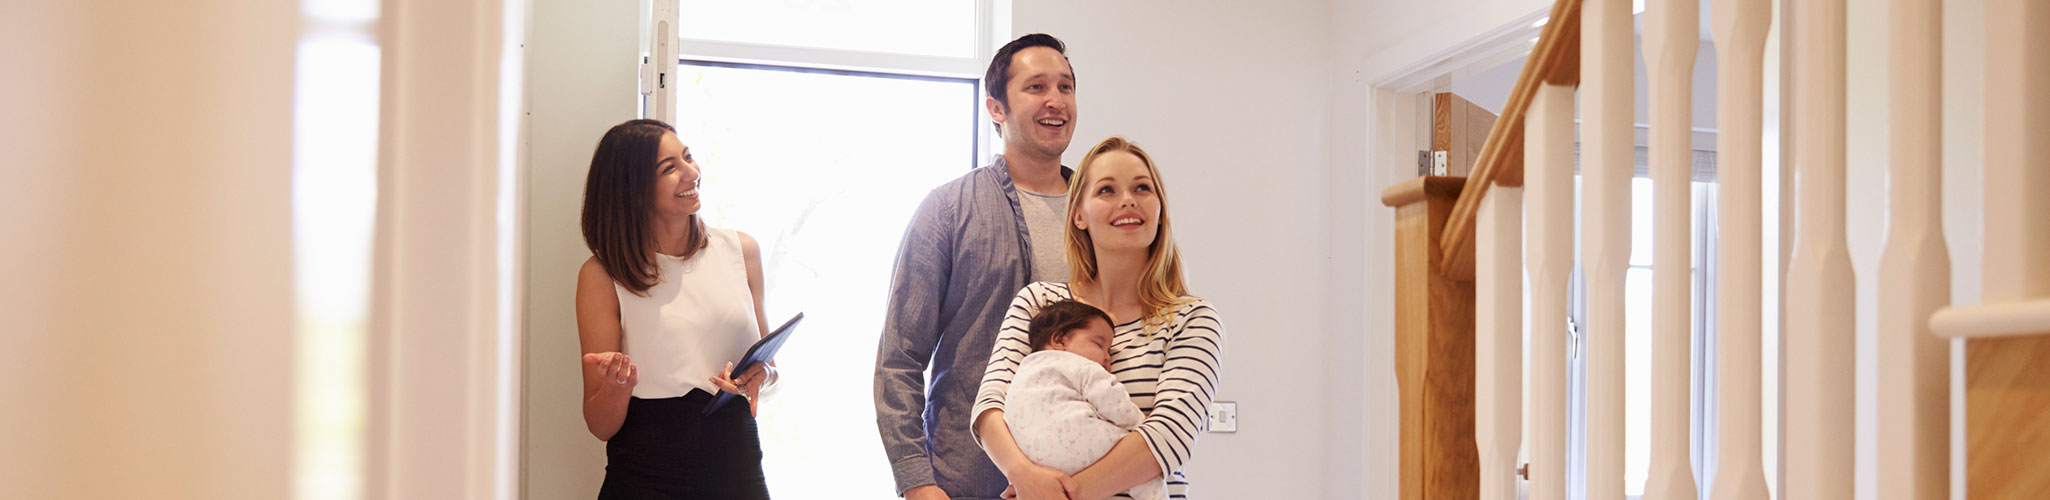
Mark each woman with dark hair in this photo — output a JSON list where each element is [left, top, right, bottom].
[[575, 118, 775, 499]]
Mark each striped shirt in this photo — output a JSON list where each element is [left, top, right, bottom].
[[974, 282, 1226, 499]]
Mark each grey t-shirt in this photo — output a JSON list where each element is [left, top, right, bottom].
[[1017, 188, 1071, 283]]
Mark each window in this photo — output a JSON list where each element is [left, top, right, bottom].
[[676, 62, 977, 499], [293, 1, 379, 498], [659, 3, 995, 498], [678, 0, 977, 59], [1564, 175, 1719, 499]]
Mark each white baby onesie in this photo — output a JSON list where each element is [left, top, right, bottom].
[[1004, 350, 1166, 500]]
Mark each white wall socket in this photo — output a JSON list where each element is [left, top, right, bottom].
[[1208, 401, 1237, 432]]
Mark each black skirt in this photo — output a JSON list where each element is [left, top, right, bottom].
[[598, 389, 771, 500]]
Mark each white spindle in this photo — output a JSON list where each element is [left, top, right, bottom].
[[1784, 0, 1857, 497], [1980, 0, 2050, 301], [1874, 0, 1951, 499], [1582, 0, 1633, 497], [1528, 82, 1576, 500], [1643, 0, 1701, 497], [1931, 0, 2050, 343], [1477, 184, 1524, 500], [1708, 0, 1772, 498]]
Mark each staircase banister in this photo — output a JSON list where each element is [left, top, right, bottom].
[[1435, 0, 1582, 280]]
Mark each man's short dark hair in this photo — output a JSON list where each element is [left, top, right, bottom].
[[1027, 300, 1112, 352], [984, 33, 1070, 134]]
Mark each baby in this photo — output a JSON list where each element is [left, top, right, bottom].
[[1004, 300, 1165, 500]]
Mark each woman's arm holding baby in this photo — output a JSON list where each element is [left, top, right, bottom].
[[974, 410, 1076, 500], [1069, 434, 1161, 500]]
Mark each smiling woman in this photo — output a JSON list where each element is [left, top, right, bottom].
[[973, 136, 1226, 500], [574, 118, 777, 499]]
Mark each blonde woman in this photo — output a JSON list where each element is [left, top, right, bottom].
[[971, 137, 1225, 500]]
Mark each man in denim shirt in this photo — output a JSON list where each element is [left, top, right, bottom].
[[875, 33, 1078, 500]]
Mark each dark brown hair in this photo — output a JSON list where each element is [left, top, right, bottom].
[[1027, 300, 1113, 352], [984, 33, 1071, 135], [580, 118, 706, 296]]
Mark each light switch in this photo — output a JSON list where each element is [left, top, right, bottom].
[[1208, 401, 1237, 433]]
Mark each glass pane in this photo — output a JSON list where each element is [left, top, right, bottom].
[[680, 0, 977, 58], [1693, 181, 1711, 268], [1624, 267, 1654, 495], [293, 31, 379, 500], [673, 63, 974, 500], [1630, 177, 1654, 266]]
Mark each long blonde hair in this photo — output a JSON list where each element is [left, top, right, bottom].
[[1064, 137, 1191, 334]]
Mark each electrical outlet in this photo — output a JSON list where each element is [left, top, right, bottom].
[[1208, 401, 1237, 433]]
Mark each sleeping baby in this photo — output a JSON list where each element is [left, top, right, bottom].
[[1003, 300, 1164, 500]]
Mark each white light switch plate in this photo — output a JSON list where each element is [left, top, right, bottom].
[[1208, 401, 1237, 433]]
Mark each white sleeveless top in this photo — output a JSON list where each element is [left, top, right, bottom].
[[615, 227, 760, 399]]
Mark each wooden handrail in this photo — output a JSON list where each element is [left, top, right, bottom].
[[1435, 0, 1583, 280]]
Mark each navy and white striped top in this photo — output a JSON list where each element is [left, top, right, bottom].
[[974, 282, 1226, 499]]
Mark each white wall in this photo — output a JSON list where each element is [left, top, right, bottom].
[[521, 0, 640, 497], [0, 1, 296, 498], [1011, 1, 1336, 498], [1324, 38, 1382, 500]]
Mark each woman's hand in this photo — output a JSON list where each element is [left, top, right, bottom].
[[582, 352, 638, 397], [976, 409, 1073, 499], [708, 361, 768, 416], [1004, 463, 1078, 500]]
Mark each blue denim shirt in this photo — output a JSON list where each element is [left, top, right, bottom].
[[873, 157, 1069, 499]]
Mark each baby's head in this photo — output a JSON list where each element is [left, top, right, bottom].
[[1028, 300, 1116, 370]]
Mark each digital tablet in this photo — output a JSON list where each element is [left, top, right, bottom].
[[703, 312, 803, 415]]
